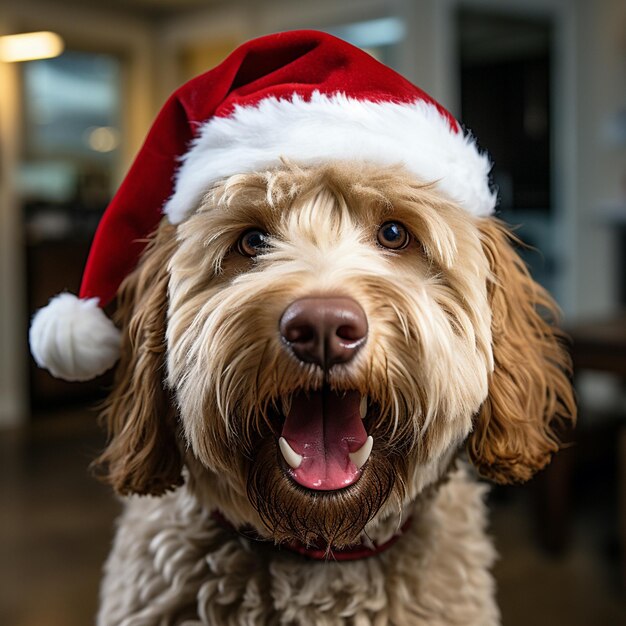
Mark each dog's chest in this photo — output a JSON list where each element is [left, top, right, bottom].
[[97, 468, 499, 626]]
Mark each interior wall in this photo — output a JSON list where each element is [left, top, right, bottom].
[[573, 0, 625, 317], [155, 3, 249, 100], [0, 17, 27, 427]]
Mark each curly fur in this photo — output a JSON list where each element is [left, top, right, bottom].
[[468, 220, 575, 483], [99, 465, 498, 626], [94, 162, 575, 625]]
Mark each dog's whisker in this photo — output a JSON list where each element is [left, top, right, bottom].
[[280, 394, 292, 417], [389, 302, 411, 345], [254, 338, 272, 407]]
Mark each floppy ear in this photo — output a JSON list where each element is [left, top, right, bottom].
[[467, 219, 576, 484], [93, 222, 184, 496]]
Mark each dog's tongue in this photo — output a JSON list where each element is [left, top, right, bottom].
[[281, 390, 367, 490]]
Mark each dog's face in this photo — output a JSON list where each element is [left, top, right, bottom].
[[96, 163, 574, 548]]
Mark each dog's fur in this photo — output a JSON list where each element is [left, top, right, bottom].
[[94, 162, 575, 625]]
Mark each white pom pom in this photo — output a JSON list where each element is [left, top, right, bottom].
[[29, 293, 121, 381]]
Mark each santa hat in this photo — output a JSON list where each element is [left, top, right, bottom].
[[29, 29, 495, 382]]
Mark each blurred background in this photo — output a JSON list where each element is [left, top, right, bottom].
[[0, 0, 625, 624]]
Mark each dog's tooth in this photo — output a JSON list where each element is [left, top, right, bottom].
[[349, 436, 374, 469], [359, 396, 368, 419], [279, 437, 303, 469]]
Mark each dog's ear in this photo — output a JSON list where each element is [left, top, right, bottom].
[[93, 222, 184, 496], [467, 219, 576, 484]]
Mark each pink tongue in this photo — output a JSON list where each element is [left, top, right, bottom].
[[281, 390, 368, 491]]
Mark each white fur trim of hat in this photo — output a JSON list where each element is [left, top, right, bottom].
[[29, 294, 121, 382], [164, 93, 496, 225]]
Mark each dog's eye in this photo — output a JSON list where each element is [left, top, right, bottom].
[[238, 229, 269, 257], [377, 222, 410, 250]]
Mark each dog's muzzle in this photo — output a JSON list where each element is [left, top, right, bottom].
[[279, 297, 368, 368], [275, 297, 372, 491]]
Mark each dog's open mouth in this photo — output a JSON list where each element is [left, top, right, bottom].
[[277, 388, 373, 491]]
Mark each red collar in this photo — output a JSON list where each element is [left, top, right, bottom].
[[211, 510, 412, 562]]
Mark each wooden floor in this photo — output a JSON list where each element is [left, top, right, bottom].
[[1, 408, 624, 626], [0, 410, 119, 626]]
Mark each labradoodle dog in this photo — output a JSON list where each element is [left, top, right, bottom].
[[94, 162, 574, 626]]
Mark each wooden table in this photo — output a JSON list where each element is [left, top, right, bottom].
[[533, 314, 626, 560], [569, 314, 626, 377], [568, 313, 626, 588]]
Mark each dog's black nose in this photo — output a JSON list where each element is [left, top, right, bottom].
[[279, 297, 368, 368]]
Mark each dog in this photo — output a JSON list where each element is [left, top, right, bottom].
[[26, 30, 575, 626], [91, 161, 575, 625]]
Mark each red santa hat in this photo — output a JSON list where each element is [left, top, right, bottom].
[[29, 29, 495, 381]]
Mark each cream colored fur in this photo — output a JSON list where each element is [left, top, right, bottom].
[[96, 162, 574, 625], [98, 464, 498, 626]]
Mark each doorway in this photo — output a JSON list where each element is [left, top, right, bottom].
[[457, 8, 556, 292]]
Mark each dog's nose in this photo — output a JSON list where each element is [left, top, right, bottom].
[[279, 297, 368, 368]]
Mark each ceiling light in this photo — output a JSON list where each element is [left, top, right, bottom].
[[0, 31, 64, 63], [86, 126, 120, 153]]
